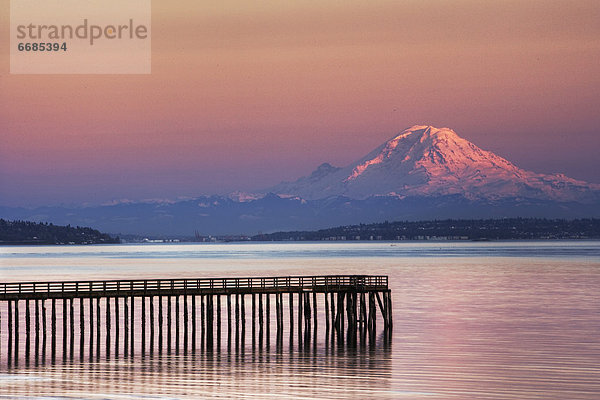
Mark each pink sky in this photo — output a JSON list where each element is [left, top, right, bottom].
[[1, 1, 599, 206]]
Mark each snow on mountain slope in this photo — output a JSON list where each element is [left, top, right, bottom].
[[268, 125, 600, 202]]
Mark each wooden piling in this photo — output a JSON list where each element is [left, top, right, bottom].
[[25, 299, 30, 359], [183, 295, 188, 352], [105, 297, 111, 357], [52, 298, 56, 359], [325, 292, 330, 332], [79, 298, 84, 358], [252, 293, 256, 343], [167, 296, 172, 352], [330, 292, 335, 332], [16, 300, 20, 360], [35, 299, 40, 358], [258, 293, 264, 338], [265, 293, 270, 344], [158, 296, 163, 353], [275, 293, 280, 333], [206, 295, 213, 348], [115, 297, 119, 356], [297, 291, 302, 339], [96, 297, 101, 356], [313, 291, 317, 330], [124, 297, 129, 356], [62, 299, 67, 356], [175, 296, 179, 354], [130, 296, 134, 356], [191, 295, 196, 352], [345, 292, 352, 331], [304, 292, 311, 330], [217, 295, 221, 347], [387, 289, 393, 330], [241, 294, 246, 335], [227, 294, 232, 343], [42, 300, 47, 358], [150, 296, 155, 353], [202, 295, 206, 346], [360, 292, 367, 331], [69, 298, 74, 358], [8, 301, 12, 359], [142, 296, 146, 354]]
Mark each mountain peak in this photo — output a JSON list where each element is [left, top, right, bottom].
[[266, 125, 599, 203]]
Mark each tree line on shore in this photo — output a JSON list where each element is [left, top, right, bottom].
[[0, 219, 120, 245], [251, 218, 600, 241]]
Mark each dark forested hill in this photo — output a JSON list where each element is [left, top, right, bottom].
[[0, 219, 119, 245], [252, 218, 600, 241]]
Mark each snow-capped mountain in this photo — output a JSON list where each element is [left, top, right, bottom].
[[268, 125, 600, 202], [3, 125, 599, 236]]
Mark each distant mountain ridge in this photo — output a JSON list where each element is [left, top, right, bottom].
[[2, 125, 599, 236], [267, 125, 600, 202]]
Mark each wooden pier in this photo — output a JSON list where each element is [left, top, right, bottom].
[[0, 275, 392, 361]]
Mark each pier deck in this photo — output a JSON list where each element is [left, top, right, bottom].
[[0, 275, 388, 300]]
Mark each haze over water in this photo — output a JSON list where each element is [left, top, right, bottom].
[[1, 241, 599, 399]]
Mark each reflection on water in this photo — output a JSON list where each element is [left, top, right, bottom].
[[2, 333, 394, 399], [1, 241, 600, 399]]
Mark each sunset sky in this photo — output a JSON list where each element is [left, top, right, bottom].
[[1, 0, 599, 207]]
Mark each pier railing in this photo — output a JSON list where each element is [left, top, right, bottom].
[[0, 275, 388, 300]]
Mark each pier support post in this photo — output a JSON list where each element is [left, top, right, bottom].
[[69, 298, 74, 358], [35, 299, 40, 359], [330, 292, 335, 333], [175, 296, 180, 354], [207, 295, 213, 349], [26, 299, 30, 360], [275, 293, 280, 335], [130, 296, 135, 356], [367, 292, 375, 337], [191, 295, 196, 352], [217, 295, 222, 348], [345, 292, 353, 332], [258, 293, 264, 342], [52, 298, 56, 359], [79, 298, 84, 359], [313, 291, 317, 331], [241, 294, 246, 337], [304, 292, 311, 332], [124, 297, 129, 356], [227, 294, 232, 345], [360, 292, 367, 333], [158, 296, 163, 353], [88, 298, 93, 358], [252, 293, 256, 344], [297, 291, 302, 340], [265, 293, 270, 345], [142, 296, 146, 354], [115, 297, 119, 356], [150, 296, 154, 354], [202, 295, 206, 347], [96, 297, 101, 357], [184, 295, 188, 353], [387, 289, 393, 331], [167, 296, 172, 353], [62, 299, 67, 357], [105, 297, 111, 357], [8, 301, 13, 360], [16, 300, 20, 361], [42, 300, 47, 359], [325, 292, 330, 333]]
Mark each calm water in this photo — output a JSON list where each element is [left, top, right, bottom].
[[1, 241, 599, 399]]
